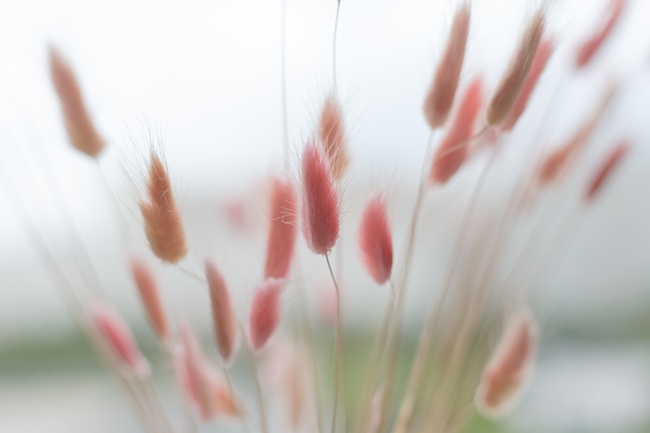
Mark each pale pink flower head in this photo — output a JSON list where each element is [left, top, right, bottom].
[[300, 140, 340, 255], [49, 46, 104, 158], [264, 177, 298, 280], [205, 259, 239, 365], [423, 2, 471, 129], [249, 278, 285, 351], [358, 194, 393, 285], [475, 310, 537, 418], [90, 303, 150, 378], [319, 94, 350, 179], [130, 255, 170, 343], [179, 319, 215, 420], [576, 0, 627, 69], [430, 77, 483, 184]]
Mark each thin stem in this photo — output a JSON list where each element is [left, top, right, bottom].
[[281, 0, 290, 170], [224, 367, 252, 433], [353, 279, 396, 433], [96, 159, 135, 246], [139, 376, 178, 433], [376, 129, 436, 433], [0, 162, 162, 433], [392, 135, 500, 433], [332, 0, 342, 93], [299, 282, 325, 433], [440, 72, 576, 420], [325, 253, 347, 433], [250, 351, 270, 433], [176, 264, 206, 283]]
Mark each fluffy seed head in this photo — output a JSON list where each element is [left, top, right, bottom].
[[140, 152, 188, 263], [91, 303, 150, 378], [49, 46, 104, 157], [300, 141, 340, 255], [487, 10, 545, 127], [319, 95, 350, 179], [475, 310, 537, 418], [359, 195, 393, 285], [130, 256, 170, 342], [205, 259, 239, 365], [430, 77, 483, 184], [249, 278, 285, 351], [502, 38, 554, 132], [585, 140, 630, 202], [264, 177, 298, 280], [576, 0, 626, 69], [423, 3, 471, 129]]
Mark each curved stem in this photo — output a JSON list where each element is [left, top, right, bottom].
[[326, 253, 347, 433], [281, 0, 290, 170], [250, 351, 270, 433], [332, 0, 342, 93]]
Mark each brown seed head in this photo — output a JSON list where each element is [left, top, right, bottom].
[[140, 152, 188, 263], [423, 3, 471, 129], [205, 259, 239, 365], [49, 46, 104, 157], [487, 10, 545, 127]]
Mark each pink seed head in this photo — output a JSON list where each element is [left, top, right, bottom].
[[130, 256, 170, 343], [249, 278, 285, 351], [319, 94, 350, 179], [585, 140, 630, 202], [487, 9, 545, 127], [423, 3, 471, 129], [90, 303, 150, 378], [49, 46, 104, 158], [502, 38, 555, 132], [576, 0, 627, 69], [537, 85, 616, 187], [430, 77, 483, 184], [264, 177, 298, 280], [475, 310, 537, 418], [179, 319, 215, 419], [205, 259, 239, 365], [300, 140, 340, 255], [358, 195, 393, 285]]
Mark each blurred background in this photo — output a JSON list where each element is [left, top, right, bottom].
[[0, 0, 649, 432]]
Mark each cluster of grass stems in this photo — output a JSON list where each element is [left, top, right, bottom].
[[0, 0, 636, 432]]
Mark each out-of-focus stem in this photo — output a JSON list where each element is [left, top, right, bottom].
[[325, 253, 347, 433], [250, 349, 270, 433], [165, 343, 198, 433], [332, 0, 342, 93], [280, 0, 289, 171], [375, 129, 435, 433], [392, 135, 500, 433]]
